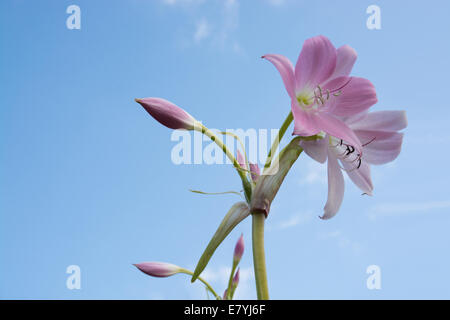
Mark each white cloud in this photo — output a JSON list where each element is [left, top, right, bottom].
[[318, 230, 363, 254], [194, 19, 211, 43], [163, 0, 243, 52], [367, 200, 450, 221], [299, 159, 328, 186], [276, 211, 314, 230], [213, 0, 240, 50]]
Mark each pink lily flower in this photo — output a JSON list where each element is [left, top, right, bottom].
[[263, 35, 378, 155], [301, 110, 407, 219]]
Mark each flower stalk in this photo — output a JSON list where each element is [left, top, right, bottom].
[[179, 268, 221, 300], [195, 123, 253, 202], [252, 212, 269, 300]]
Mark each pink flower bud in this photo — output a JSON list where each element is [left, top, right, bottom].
[[236, 150, 247, 170], [249, 163, 260, 182], [233, 234, 244, 264], [232, 268, 240, 287], [133, 262, 181, 278], [135, 97, 197, 130]]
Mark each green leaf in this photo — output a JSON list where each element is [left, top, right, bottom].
[[189, 189, 243, 199], [191, 201, 250, 282], [250, 137, 303, 217]]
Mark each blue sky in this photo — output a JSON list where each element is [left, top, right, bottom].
[[1, 0, 450, 299]]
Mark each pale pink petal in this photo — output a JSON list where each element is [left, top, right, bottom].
[[356, 131, 404, 165], [314, 112, 363, 155], [322, 150, 345, 219], [324, 77, 377, 117], [299, 136, 328, 163], [342, 109, 370, 126], [341, 159, 373, 195], [295, 35, 337, 91], [349, 111, 408, 132], [291, 101, 322, 137], [262, 54, 296, 99], [329, 45, 357, 79]]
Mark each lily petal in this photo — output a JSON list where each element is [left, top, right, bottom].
[[330, 45, 357, 79], [262, 54, 296, 99], [291, 101, 322, 137], [325, 77, 378, 117], [356, 131, 404, 165], [341, 159, 373, 195], [299, 136, 328, 163], [295, 35, 337, 91], [350, 110, 408, 132], [322, 150, 345, 219], [314, 112, 363, 155]]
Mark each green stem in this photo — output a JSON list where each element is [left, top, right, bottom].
[[226, 264, 237, 300], [252, 212, 269, 300], [196, 123, 252, 202], [180, 269, 221, 300], [263, 111, 293, 173]]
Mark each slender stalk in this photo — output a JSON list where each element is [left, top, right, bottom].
[[226, 264, 237, 300], [196, 123, 252, 202], [263, 111, 293, 173], [179, 269, 221, 300], [252, 212, 269, 300]]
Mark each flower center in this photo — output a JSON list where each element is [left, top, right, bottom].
[[329, 136, 362, 171], [296, 91, 317, 110], [296, 79, 353, 112]]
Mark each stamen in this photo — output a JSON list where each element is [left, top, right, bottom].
[[345, 145, 355, 156], [310, 78, 353, 108], [329, 77, 353, 94], [362, 137, 376, 147], [330, 138, 363, 172]]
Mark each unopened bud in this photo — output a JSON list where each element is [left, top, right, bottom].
[[135, 97, 197, 130], [233, 234, 244, 265], [133, 262, 181, 278]]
